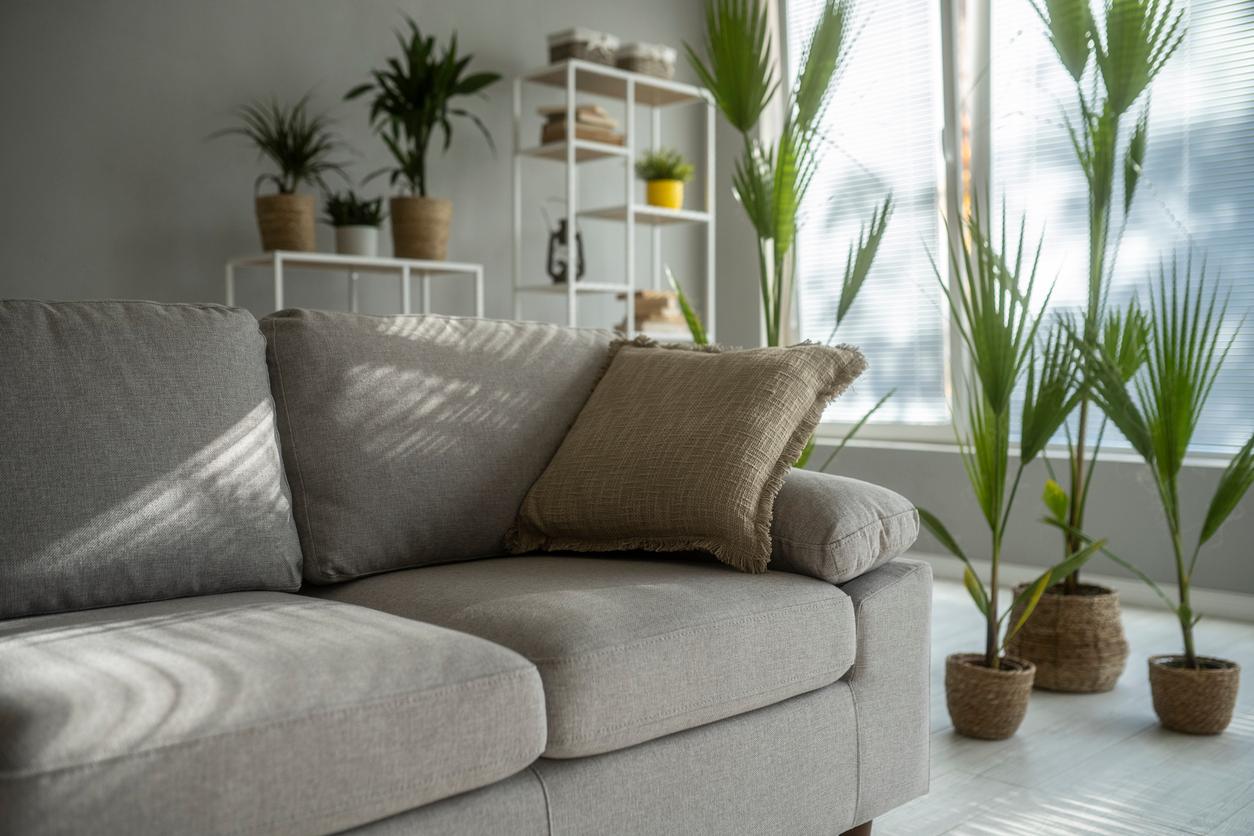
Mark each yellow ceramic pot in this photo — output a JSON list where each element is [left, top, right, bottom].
[[646, 179, 684, 210]]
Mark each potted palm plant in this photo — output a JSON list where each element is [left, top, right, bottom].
[[322, 191, 385, 257], [1072, 257, 1251, 734], [919, 208, 1103, 740], [1013, 0, 1185, 692], [214, 96, 347, 252], [636, 148, 694, 210], [686, 0, 894, 464], [347, 17, 500, 261]]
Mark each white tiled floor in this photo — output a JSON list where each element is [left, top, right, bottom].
[[878, 580, 1254, 835]]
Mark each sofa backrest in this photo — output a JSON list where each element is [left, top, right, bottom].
[[262, 309, 612, 584], [0, 301, 303, 619]]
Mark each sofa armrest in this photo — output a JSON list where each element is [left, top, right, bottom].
[[770, 469, 919, 583]]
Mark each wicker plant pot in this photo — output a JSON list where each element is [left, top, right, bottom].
[[1149, 655, 1240, 735], [1005, 583, 1129, 692], [946, 653, 1035, 740], [255, 194, 316, 252], [391, 196, 452, 260]]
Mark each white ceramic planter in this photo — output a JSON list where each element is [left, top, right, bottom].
[[335, 225, 379, 257]]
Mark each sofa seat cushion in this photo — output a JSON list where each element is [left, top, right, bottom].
[[0, 592, 546, 836], [309, 555, 856, 758]]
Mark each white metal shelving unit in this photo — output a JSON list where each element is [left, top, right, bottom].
[[225, 251, 484, 316], [511, 59, 716, 339]]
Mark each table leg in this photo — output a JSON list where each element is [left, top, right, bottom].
[[272, 252, 284, 312], [401, 266, 411, 314], [349, 272, 359, 313], [422, 275, 431, 315], [474, 267, 485, 318], [225, 263, 235, 307]]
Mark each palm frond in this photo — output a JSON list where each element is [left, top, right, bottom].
[[684, 0, 778, 134], [1093, 0, 1185, 117], [1030, 0, 1094, 82], [1199, 435, 1254, 547]]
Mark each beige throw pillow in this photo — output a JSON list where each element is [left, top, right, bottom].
[[507, 337, 867, 572]]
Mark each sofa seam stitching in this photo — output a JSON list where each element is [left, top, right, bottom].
[[1, 666, 538, 779], [527, 764, 555, 836], [545, 666, 846, 746]]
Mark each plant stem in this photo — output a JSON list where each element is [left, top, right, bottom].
[[1064, 397, 1089, 593], [987, 525, 1001, 670], [1171, 525, 1197, 668]]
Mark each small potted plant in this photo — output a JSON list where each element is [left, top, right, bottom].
[[347, 17, 500, 261], [919, 208, 1101, 740], [1076, 257, 1251, 735], [214, 96, 346, 252], [323, 191, 385, 257], [636, 147, 694, 210]]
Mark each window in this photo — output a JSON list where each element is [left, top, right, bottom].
[[785, 0, 1254, 453], [785, 0, 950, 429], [991, 0, 1254, 453]]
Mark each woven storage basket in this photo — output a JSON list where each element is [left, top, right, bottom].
[[1005, 583, 1129, 692], [255, 194, 315, 252], [1149, 655, 1240, 735], [390, 196, 452, 261], [945, 653, 1035, 740]]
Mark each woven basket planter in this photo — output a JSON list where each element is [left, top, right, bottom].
[[391, 196, 451, 261], [1149, 655, 1240, 735], [946, 653, 1035, 740], [255, 194, 315, 252], [1005, 583, 1129, 692]]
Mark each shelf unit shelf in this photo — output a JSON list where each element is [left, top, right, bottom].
[[511, 59, 716, 338]]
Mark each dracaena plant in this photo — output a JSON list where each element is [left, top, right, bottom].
[[1031, 0, 1184, 590], [213, 95, 348, 194], [347, 17, 500, 197], [685, 0, 894, 466], [1065, 257, 1253, 668], [918, 207, 1103, 670]]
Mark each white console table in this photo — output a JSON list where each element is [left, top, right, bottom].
[[225, 251, 485, 316]]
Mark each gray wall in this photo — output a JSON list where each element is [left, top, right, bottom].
[[0, 0, 704, 324]]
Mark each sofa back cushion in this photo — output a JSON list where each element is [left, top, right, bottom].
[[262, 310, 612, 583], [0, 301, 302, 618]]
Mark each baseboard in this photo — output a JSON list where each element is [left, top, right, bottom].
[[915, 551, 1254, 624]]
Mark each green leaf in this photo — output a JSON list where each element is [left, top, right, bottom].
[[1092, 0, 1185, 117], [1030, 0, 1093, 82], [683, 0, 778, 134], [1042, 479, 1069, 523], [1048, 537, 1107, 587], [795, 436, 815, 469], [1200, 435, 1254, 546], [1004, 569, 1051, 646], [917, 507, 970, 566], [965, 567, 990, 617], [665, 266, 708, 346], [1124, 104, 1150, 214], [831, 195, 894, 334], [816, 389, 894, 472]]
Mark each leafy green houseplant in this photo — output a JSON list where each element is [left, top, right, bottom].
[[322, 191, 386, 257], [214, 95, 346, 252], [636, 148, 695, 210], [1071, 258, 1250, 734], [918, 208, 1103, 740], [1014, 0, 1185, 692], [347, 16, 500, 260], [685, 0, 894, 466]]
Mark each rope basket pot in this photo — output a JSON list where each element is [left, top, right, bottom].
[[391, 196, 452, 261], [1005, 583, 1129, 692], [255, 194, 315, 252], [946, 653, 1035, 740], [1149, 655, 1240, 735]]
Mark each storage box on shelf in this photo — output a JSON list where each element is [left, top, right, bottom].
[[511, 59, 715, 338]]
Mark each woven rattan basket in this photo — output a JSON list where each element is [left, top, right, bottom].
[[945, 653, 1035, 740], [390, 196, 452, 260], [1149, 655, 1240, 735], [255, 194, 315, 252], [1005, 583, 1129, 692]]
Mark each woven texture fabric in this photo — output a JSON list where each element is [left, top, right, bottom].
[[508, 337, 867, 572], [0, 300, 302, 619], [262, 309, 612, 584], [0, 592, 546, 836], [771, 469, 919, 583], [307, 554, 856, 758]]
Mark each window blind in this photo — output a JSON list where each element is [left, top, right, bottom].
[[786, 0, 949, 426], [991, 0, 1254, 453]]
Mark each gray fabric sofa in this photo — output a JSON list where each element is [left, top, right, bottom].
[[0, 301, 931, 836]]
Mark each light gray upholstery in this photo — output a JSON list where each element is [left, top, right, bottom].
[[0, 300, 302, 618], [309, 554, 856, 758], [0, 592, 547, 836], [771, 468, 919, 583], [340, 559, 933, 836], [841, 558, 933, 824], [341, 771, 549, 836], [262, 310, 612, 584]]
